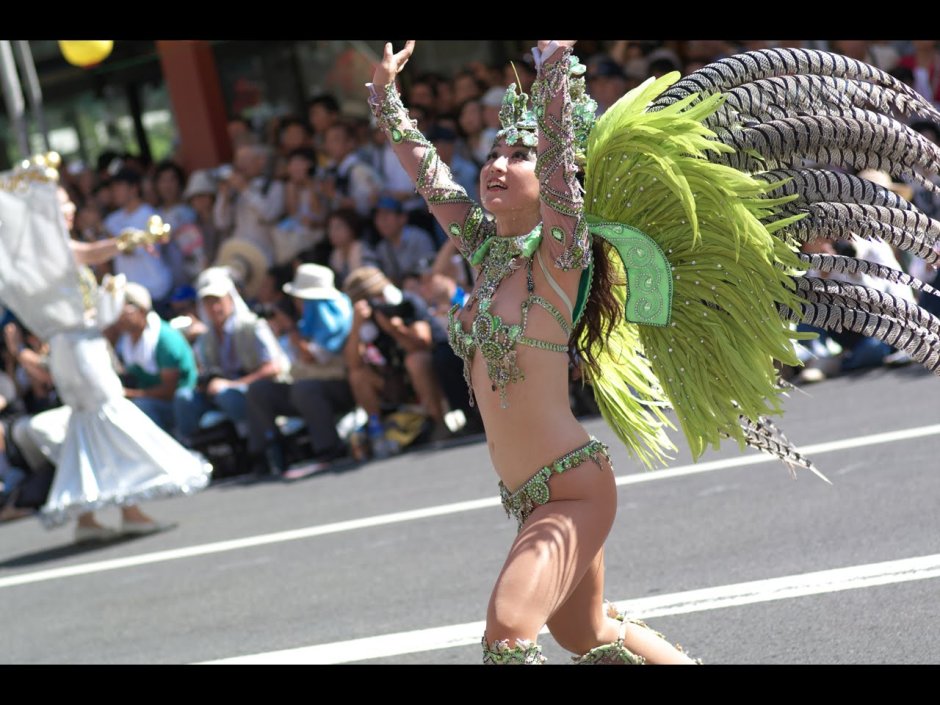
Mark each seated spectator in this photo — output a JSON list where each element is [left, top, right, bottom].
[[228, 115, 255, 150], [343, 267, 452, 447], [274, 116, 314, 178], [372, 196, 437, 287], [166, 285, 207, 344], [402, 260, 480, 435], [246, 264, 355, 474], [213, 143, 285, 263], [3, 318, 58, 415], [255, 263, 294, 310], [177, 268, 289, 444], [104, 168, 174, 313], [106, 283, 198, 436], [327, 209, 378, 285], [321, 120, 383, 219], [457, 98, 489, 168], [180, 169, 222, 276], [307, 94, 341, 169], [272, 146, 328, 265], [587, 57, 630, 117], [154, 160, 199, 290], [453, 70, 484, 105], [0, 371, 31, 521]]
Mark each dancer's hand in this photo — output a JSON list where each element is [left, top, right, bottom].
[[537, 40, 577, 51], [373, 40, 415, 88]]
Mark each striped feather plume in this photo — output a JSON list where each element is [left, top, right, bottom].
[[796, 277, 940, 337], [780, 281, 940, 374], [782, 202, 940, 264], [708, 74, 940, 130], [755, 169, 918, 213], [650, 49, 929, 114], [709, 115, 940, 195], [738, 415, 830, 483], [797, 253, 940, 298]]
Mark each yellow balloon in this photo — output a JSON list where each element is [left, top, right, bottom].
[[58, 40, 114, 68]]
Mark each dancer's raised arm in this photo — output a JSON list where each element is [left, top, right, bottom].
[[367, 41, 494, 261], [530, 40, 592, 272]]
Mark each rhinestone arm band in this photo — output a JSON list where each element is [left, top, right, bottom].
[[367, 82, 494, 261], [531, 48, 592, 271]]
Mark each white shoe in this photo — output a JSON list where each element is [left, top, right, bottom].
[[883, 350, 913, 367], [74, 524, 120, 544], [795, 367, 826, 384]]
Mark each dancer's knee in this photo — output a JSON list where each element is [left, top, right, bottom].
[[484, 598, 541, 648], [549, 618, 610, 656]]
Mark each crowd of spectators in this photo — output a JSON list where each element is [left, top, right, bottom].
[[2, 39, 938, 518]]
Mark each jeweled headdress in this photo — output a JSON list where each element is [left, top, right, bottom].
[[494, 54, 598, 166]]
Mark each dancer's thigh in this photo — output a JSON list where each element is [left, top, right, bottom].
[[546, 547, 609, 654], [486, 460, 616, 642]]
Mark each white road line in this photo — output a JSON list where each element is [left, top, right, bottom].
[[200, 552, 940, 664], [1, 423, 938, 591]]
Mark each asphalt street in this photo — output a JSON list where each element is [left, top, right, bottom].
[[0, 364, 937, 665]]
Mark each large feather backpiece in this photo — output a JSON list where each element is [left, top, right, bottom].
[[582, 48, 940, 475]]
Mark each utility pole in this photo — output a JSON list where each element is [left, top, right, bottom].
[[13, 41, 50, 153], [0, 40, 29, 158]]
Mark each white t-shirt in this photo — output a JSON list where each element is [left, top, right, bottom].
[[104, 203, 173, 302]]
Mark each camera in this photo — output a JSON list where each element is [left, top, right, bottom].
[[213, 164, 234, 182], [369, 298, 417, 324]]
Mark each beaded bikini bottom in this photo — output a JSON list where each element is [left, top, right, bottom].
[[498, 437, 610, 532]]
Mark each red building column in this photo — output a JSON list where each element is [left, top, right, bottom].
[[156, 40, 230, 172]]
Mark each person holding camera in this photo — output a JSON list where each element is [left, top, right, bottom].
[[343, 266, 452, 451], [212, 143, 285, 263]]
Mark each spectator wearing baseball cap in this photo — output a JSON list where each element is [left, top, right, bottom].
[[372, 195, 438, 287], [107, 282, 198, 437]]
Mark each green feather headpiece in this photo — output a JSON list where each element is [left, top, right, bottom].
[[495, 54, 598, 166]]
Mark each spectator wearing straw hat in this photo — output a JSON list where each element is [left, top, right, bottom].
[[246, 264, 355, 474]]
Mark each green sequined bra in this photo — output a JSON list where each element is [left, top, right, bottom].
[[447, 225, 574, 408]]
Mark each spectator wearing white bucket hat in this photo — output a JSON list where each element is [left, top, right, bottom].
[[246, 263, 355, 474], [176, 267, 288, 446]]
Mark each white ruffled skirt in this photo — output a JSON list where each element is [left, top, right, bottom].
[[39, 329, 211, 528]]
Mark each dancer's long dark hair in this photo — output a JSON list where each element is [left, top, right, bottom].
[[571, 236, 621, 377]]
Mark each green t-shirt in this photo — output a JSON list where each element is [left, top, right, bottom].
[[127, 320, 198, 391]]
